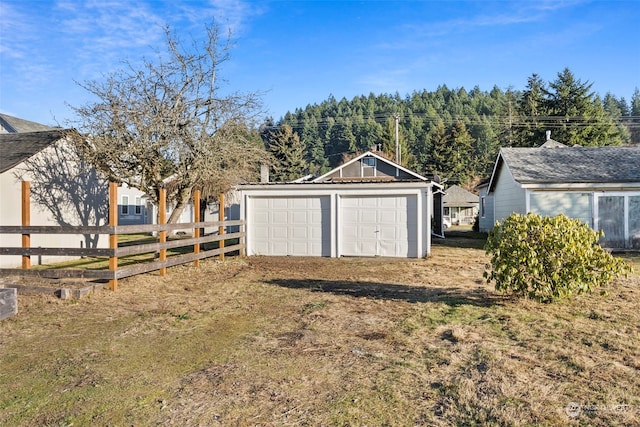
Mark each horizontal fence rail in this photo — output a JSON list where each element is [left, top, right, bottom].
[[0, 222, 245, 281], [0, 182, 243, 290], [0, 220, 244, 236]]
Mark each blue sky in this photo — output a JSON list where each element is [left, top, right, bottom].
[[1, 0, 639, 127]]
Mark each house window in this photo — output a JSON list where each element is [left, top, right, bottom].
[[121, 195, 129, 215], [135, 197, 142, 215], [481, 196, 486, 218]]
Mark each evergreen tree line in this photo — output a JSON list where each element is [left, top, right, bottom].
[[262, 68, 640, 187]]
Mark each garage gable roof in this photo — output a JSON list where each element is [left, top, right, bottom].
[[487, 145, 640, 192], [313, 151, 428, 182]]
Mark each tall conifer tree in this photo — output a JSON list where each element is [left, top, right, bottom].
[[517, 73, 546, 146], [264, 124, 308, 182]]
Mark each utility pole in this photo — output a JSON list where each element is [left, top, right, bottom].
[[394, 114, 400, 164]]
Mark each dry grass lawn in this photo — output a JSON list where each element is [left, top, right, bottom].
[[1, 235, 639, 426]]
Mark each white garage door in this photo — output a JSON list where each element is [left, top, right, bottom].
[[341, 195, 418, 257], [250, 196, 330, 256]]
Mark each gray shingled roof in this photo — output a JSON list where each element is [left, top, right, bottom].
[[0, 113, 57, 133], [494, 146, 640, 187], [0, 130, 65, 173], [443, 185, 478, 207]]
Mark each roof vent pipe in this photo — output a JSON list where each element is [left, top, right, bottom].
[[545, 130, 551, 141]]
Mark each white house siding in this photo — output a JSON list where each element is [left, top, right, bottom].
[[478, 185, 494, 233], [514, 190, 639, 249], [492, 164, 526, 226], [529, 192, 593, 226], [0, 153, 108, 268], [630, 196, 640, 249]]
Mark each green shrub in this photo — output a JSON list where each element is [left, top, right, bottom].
[[484, 213, 631, 301]]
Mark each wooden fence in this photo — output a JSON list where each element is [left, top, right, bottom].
[[0, 182, 244, 291]]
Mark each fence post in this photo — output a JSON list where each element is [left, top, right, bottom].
[[193, 189, 201, 267], [159, 188, 167, 276], [240, 220, 246, 257], [108, 181, 118, 291], [21, 181, 31, 269], [219, 193, 225, 261]]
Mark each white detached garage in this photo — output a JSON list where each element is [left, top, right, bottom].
[[238, 151, 441, 258]]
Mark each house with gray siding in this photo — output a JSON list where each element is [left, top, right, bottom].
[[484, 140, 640, 249], [442, 185, 478, 225]]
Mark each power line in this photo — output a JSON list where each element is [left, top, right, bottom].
[[264, 113, 640, 130]]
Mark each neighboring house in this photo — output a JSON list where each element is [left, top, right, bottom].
[[237, 151, 443, 258], [0, 113, 227, 265], [484, 136, 640, 249], [145, 198, 200, 231], [442, 185, 478, 226], [0, 129, 109, 268], [136, 174, 225, 234], [117, 183, 151, 226], [1, 114, 199, 227]]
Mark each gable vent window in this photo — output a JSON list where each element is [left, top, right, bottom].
[[362, 157, 376, 177]]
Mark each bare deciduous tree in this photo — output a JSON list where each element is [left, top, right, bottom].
[[69, 22, 267, 223], [16, 134, 109, 249]]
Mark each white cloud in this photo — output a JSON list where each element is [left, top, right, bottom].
[[394, 0, 591, 46], [208, 0, 256, 33], [170, 0, 267, 37], [0, 2, 36, 59], [56, 0, 165, 51], [47, 0, 266, 78], [0, 3, 62, 92]]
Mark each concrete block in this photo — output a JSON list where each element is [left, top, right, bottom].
[[0, 288, 18, 321], [57, 288, 72, 300]]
